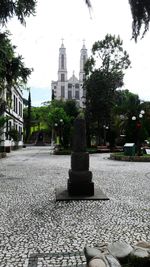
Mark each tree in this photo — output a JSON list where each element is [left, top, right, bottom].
[[114, 89, 141, 143], [0, 116, 8, 145], [0, 32, 32, 113], [85, 0, 150, 41], [114, 89, 149, 145], [84, 34, 131, 145], [129, 0, 150, 41], [0, 0, 37, 25], [0, 1, 149, 41], [48, 100, 79, 148]]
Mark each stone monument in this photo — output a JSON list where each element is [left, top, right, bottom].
[[55, 114, 109, 201], [67, 115, 94, 196]]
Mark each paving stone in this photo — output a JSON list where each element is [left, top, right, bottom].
[[0, 147, 149, 266], [130, 247, 149, 258], [108, 241, 133, 259]]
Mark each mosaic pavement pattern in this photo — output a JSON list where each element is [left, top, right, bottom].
[[0, 146, 149, 266]]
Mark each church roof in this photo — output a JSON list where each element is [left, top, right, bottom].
[[68, 72, 79, 83]]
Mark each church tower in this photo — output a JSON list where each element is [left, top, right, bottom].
[[57, 40, 68, 99], [79, 40, 88, 82], [51, 40, 88, 106]]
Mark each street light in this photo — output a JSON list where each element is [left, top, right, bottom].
[[132, 110, 145, 156], [54, 120, 64, 146], [103, 125, 109, 146], [59, 119, 63, 145]]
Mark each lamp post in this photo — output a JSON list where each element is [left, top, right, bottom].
[[59, 119, 63, 146], [54, 119, 64, 146], [132, 110, 145, 156], [103, 125, 109, 146], [54, 123, 58, 145]]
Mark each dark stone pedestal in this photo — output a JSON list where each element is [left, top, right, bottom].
[[67, 151, 94, 196], [56, 187, 109, 201], [67, 180, 94, 196]]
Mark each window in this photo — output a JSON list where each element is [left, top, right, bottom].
[[6, 119, 9, 140], [61, 86, 65, 98], [75, 91, 79, 100], [20, 103, 22, 117], [19, 126, 22, 141], [61, 54, 64, 69], [61, 73, 65, 82], [75, 83, 79, 89], [15, 97, 18, 114], [68, 91, 72, 99], [83, 55, 86, 66], [9, 121, 12, 140], [68, 83, 72, 89], [13, 95, 16, 111], [19, 102, 23, 117]]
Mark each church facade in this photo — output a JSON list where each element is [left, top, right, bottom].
[[51, 41, 88, 107]]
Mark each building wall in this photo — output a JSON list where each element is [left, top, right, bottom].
[[0, 86, 24, 151]]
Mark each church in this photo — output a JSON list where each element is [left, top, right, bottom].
[[51, 40, 88, 107]]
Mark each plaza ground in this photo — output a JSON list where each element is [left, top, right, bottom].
[[0, 146, 149, 267]]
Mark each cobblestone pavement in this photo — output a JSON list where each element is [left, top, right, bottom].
[[0, 146, 149, 267]]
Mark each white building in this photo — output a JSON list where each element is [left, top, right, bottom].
[[51, 41, 88, 107], [0, 86, 23, 152]]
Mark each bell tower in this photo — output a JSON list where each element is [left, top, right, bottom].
[[57, 39, 68, 99], [79, 40, 88, 82]]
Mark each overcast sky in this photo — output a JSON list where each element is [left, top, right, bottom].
[[6, 0, 150, 106]]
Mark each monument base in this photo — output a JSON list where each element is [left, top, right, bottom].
[[55, 187, 109, 201], [67, 180, 94, 196]]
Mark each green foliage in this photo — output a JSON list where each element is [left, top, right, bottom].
[[8, 128, 20, 142], [84, 35, 131, 145], [86, 1, 150, 41], [115, 89, 140, 116], [48, 107, 70, 126], [129, 0, 150, 41], [23, 100, 79, 147], [114, 90, 150, 144], [0, 116, 7, 141], [48, 99, 79, 123], [0, 32, 32, 89], [0, 0, 37, 25], [0, 116, 10, 143], [0, 116, 6, 129], [90, 35, 131, 73], [0, 32, 32, 114], [48, 100, 79, 148]]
